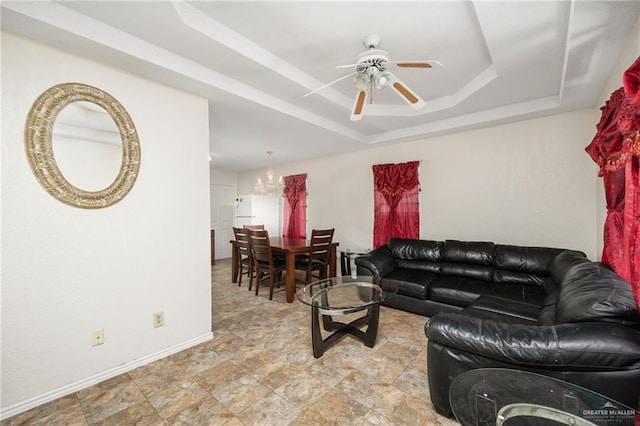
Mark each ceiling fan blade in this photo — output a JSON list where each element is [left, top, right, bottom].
[[389, 60, 443, 68], [350, 90, 368, 121], [303, 71, 358, 97], [336, 63, 358, 69], [386, 72, 426, 109]]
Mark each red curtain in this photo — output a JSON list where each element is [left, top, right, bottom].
[[585, 56, 640, 310], [282, 173, 307, 239], [372, 161, 420, 248]]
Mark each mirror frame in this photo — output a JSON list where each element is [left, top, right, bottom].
[[25, 83, 140, 209]]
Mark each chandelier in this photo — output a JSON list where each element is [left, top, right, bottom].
[[254, 150, 284, 196]]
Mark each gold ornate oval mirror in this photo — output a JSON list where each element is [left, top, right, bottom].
[[25, 83, 141, 209]]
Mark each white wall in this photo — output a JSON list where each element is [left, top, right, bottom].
[[1, 33, 212, 416], [209, 168, 238, 187], [239, 109, 600, 259]]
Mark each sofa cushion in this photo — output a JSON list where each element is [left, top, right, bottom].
[[492, 269, 552, 290], [556, 262, 640, 324], [429, 276, 493, 307], [388, 238, 442, 261], [442, 240, 494, 265], [396, 259, 440, 274], [493, 245, 567, 275], [549, 250, 590, 285], [537, 290, 559, 325], [489, 283, 546, 306], [439, 262, 493, 282], [493, 246, 583, 293], [465, 295, 540, 323], [382, 269, 438, 300]]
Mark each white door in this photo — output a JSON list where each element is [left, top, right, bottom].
[[210, 184, 235, 259]]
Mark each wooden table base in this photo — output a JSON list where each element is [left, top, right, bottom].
[[310, 301, 380, 358]]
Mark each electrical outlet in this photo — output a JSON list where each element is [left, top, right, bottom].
[[153, 312, 164, 328], [92, 329, 104, 346]]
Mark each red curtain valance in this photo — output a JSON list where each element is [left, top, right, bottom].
[[282, 173, 307, 239], [373, 160, 421, 200], [585, 56, 640, 176]]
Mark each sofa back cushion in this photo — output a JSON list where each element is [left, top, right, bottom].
[[493, 245, 575, 291], [439, 240, 494, 282], [493, 245, 567, 274], [549, 250, 590, 284], [442, 240, 494, 265], [388, 238, 442, 262], [556, 262, 640, 325]]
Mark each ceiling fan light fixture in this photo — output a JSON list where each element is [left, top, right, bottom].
[[354, 73, 368, 90], [376, 71, 390, 89]]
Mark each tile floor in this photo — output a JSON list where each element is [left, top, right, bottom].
[[3, 259, 459, 425]]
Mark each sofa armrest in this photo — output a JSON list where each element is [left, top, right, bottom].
[[355, 245, 395, 279], [425, 314, 640, 368]]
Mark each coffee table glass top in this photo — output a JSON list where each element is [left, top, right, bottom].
[[296, 276, 397, 315], [450, 368, 636, 426]]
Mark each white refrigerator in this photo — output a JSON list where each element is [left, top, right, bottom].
[[234, 195, 281, 237]]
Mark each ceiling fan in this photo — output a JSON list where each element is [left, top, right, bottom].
[[305, 35, 441, 121]]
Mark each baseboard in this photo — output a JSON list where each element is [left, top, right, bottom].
[[0, 332, 213, 421]]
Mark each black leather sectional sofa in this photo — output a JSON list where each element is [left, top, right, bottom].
[[355, 238, 640, 415]]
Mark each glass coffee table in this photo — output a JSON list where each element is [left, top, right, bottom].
[[297, 276, 397, 358], [450, 368, 637, 425]]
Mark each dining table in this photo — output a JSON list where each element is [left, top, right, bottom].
[[230, 236, 339, 303]]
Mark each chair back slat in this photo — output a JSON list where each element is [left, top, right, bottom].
[[309, 229, 335, 263], [233, 227, 251, 257], [244, 224, 265, 230], [247, 229, 273, 264], [246, 228, 285, 300]]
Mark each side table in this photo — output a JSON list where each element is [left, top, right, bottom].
[[340, 248, 370, 277]]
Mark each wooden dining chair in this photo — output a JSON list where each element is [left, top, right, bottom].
[[243, 224, 265, 230], [233, 227, 254, 289], [295, 228, 335, 284], [247, 229, 287, 300]]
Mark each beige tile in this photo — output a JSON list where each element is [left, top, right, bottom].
[[370, 385, 439, 425], [164, 396, 235, 425], [307, 353, 359, 387], [236, 392, 302, 425], [355, 410, 396, 425], [2, 394, 86, 426], [212, 375, 271, 415], [75, 374, 132, 401], [335, 370, 394, 409], [90, 400, 162, 426], [193, 359, 247, 393], [248, 359, 301, 390], [375, 340, 423, 365], [273, 371, 332, 410], [409, 347, 428, 373], [302, 388, 369, 425], [132, 371, 195, 399], [393, 367, 431, 401], [355, 350, 407, 384], [145, 379, 209, 419], [288, 411, 326, 426], [77, 379, 145, 424], [126, 357, 182, 381], [220, 418, 244, 426]]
